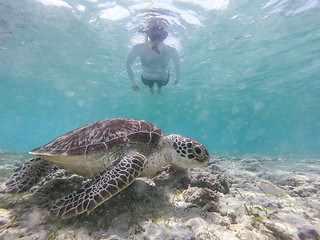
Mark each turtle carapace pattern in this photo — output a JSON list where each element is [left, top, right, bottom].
[[4, 118, 210, 218]]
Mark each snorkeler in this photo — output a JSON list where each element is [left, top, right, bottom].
[[126, 18, 180, 94]]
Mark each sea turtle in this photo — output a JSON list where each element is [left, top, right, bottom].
[[4, 118, 210, 218]]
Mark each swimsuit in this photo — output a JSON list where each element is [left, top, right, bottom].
[[141, 71, 170, 88]]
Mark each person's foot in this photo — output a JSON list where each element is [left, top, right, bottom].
[[150, 87, 154, 94], [157, 87, 162, 94]]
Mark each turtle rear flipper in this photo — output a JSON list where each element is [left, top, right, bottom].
[[50, 152, 146, 219], [5, 158, 52, 194]]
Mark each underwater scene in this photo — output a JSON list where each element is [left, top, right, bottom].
[[0, 0, 320, 239]]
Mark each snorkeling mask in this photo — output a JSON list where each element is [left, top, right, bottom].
[[147, 25, 168, 42]]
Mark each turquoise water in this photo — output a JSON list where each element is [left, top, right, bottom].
[[1, 0, 320, 156]]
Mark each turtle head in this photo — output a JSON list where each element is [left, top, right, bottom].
[[166, 134, 210, 171]]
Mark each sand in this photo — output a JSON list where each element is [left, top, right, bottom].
[[0, 153, 319, 240]]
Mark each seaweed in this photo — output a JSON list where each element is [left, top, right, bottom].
[[171, 188, 181, 204]]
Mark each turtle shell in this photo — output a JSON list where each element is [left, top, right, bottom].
[[30, 118, 165, 156]]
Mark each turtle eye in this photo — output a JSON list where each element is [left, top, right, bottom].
[[193, 145, 206, 158]]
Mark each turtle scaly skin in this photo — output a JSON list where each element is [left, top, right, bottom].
[[5, 158, 52, 194], [3, 118, 210, 218], [50, 152, 146, 218]]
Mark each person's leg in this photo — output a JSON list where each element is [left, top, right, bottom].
[[156, 71, 170, 93], [141, 76, 155, 93], [150, 86, 155, 94]]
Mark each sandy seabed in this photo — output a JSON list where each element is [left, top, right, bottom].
[[0, 153, 319, 240]]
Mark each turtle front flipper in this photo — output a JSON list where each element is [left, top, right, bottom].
[[4, 158, 52, 194], [50, 151, 147, 219]]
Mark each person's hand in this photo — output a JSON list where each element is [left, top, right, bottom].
[[132, 84, 140, 92], [172, 80, 179, 86]]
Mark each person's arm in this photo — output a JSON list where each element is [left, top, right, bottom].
[[171, 48, 180, 86], [126, 45, 140, 92]]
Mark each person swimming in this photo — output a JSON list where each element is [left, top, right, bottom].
[[126, 18, 180, 94]]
